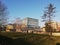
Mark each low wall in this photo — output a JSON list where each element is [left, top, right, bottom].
[[33, 31, 60, 36], [52, 33, 60, 36]]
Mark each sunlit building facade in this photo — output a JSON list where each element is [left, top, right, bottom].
[[46, 22, 60, 32], [57, 22, 60, 31], [51, 22, 58, 31]]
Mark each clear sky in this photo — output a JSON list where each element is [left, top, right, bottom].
[[1, 0, 60, 27]]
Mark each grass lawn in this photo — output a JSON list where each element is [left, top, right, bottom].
[[0, 32, 60, 45]]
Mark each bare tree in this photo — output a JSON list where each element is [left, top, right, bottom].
[[0, 1, 8, 26], [42, 4, 56, 36], [13, 17, 22, 32], [20, 24, 28, 33]]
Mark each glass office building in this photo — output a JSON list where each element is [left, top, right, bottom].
[[22, 17, 39, 28]]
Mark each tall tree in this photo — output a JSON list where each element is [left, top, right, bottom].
[[42, 4, 56, 36], [13, 17, 22, 32], [0, 1, 8, 26]]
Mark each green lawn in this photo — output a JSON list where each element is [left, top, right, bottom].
[[0, 32, 60, 45]]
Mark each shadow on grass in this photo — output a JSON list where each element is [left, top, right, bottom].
[[0, 35, 32, 45], [13, 38, 32, 45], [0, 35, 13, 45], [56, 43, 60, 45]]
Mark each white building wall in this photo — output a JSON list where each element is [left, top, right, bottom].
[[22, 17, 39, 28]]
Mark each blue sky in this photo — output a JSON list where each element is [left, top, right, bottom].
[[2, 0, 60, 27]]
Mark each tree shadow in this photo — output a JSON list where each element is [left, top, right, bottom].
[[0, 35, 32, 45], [13, 38, 32, 45], [0, 35, 13, 45], [56, 43, 60, 45]]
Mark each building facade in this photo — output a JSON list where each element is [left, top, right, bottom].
[[22, 17, 39, 28], [51, 22, 58, 31], [57, 22, 60, 31], [46, 22, 60, 32]]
